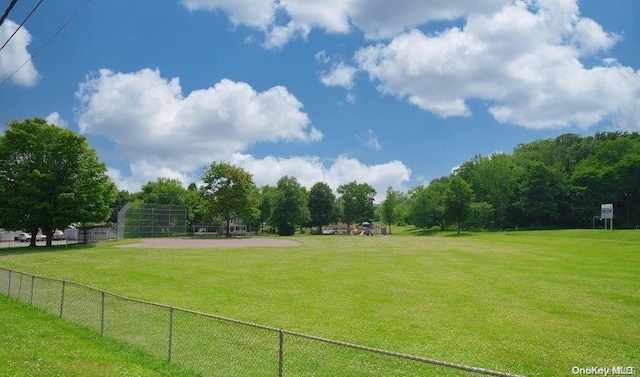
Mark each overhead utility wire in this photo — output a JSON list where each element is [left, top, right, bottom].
[[0, 0, 45, 52], [0, 0, 92, 87], [0, 0, 20, 27]]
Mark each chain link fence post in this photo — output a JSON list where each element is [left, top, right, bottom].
[[29, 275, 34, 305], [168, 307, 174, 363], [100, 291, 106, 336], [59, 280, 66, 318], [279, 330, 284, 377], [18, 273, 23, 299]]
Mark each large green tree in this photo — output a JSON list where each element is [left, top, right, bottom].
[[185, 182, 208, 227], [380, 186, 400, 234], [138, 177, 190, 205], [200, 162, 260, 236], [465, 202, 495, 230], [271, 176, 310, 236], [515, 161, 563, 227], [337, 181, 376, 227], [257, 185, 277, 230], [136, 177, 206, 230], [0, 118, 116, 247], [445, 176, 474, 234], [457, 153, 516, 229], [307, 182, 336, 233], [406, 182, 447, 230]]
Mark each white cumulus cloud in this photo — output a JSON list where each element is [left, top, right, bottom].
[[344, 0, 509, 39], [0, 20, 39, 87], [75, 68, 323, 190], [180, 0, 275, 28], [354, 0, 640, 130], [182, 0, 638, 131], [108, 163, 198, 194], [45, 112, 68, 128], [264, 21, 311, 49], [320, 61, 358, 89], [231, 153, 411, 202], [181, 0, 510, 47]]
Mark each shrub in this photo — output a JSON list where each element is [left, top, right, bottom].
[[277, 223, 295, 236]]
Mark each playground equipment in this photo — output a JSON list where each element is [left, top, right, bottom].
[[324, 223, 382, 235]]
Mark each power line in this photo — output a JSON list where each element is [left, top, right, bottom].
[[0, 0, 92, 87], [0, 0, 45, 52], [0, 0, 19, 27]]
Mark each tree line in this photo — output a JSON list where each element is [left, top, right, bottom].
[[2, 119, 638, 247], [115, 163, 378, 237], [383, 132, 640, 231], [122, 132, 640, 234]]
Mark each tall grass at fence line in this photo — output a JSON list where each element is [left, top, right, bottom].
[[0, 294, 201, 376], [0, 229, 638, 376], [281, 333, 479, 377], [171, 310, 279, 376], [103, 293, 171, 359], [60, 282, 104, 332], [30, 274, 62, 314]]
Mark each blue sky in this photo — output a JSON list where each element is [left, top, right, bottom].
[[1, 0, 638, 201]]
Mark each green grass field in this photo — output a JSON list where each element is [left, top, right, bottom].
[[1, 229, 638, 376], [0, 294, 199, 376]]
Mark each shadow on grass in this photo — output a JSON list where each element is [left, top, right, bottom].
[[0, 243, 95, 257], [445, 232, 475, 237], [403, 228, 479, 237], [405, 229, 443, 237]]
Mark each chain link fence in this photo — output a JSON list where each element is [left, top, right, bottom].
[[117, 202, 188, 240], [0, 267, 522, 377]]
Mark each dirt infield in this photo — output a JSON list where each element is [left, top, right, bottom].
[[119, 237, 300, 249]]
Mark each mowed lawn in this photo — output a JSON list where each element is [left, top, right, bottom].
[[1, 230, 638, 376], [0, 295, 200, 376]]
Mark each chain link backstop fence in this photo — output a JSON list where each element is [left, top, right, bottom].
[[117, 202, 188, 240], [0, 267, 522, 377]]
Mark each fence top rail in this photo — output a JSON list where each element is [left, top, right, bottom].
[[0, 266, 281, 330], [1, 266, 523, 377], [280, 329, 524, 377]]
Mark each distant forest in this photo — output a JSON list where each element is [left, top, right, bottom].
[[399, 132, 640, 230]]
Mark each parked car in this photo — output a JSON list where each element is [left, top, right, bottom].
[[53, 230, 65, 240], [17, 232, 30, 242], [17, 232, 46, 242]]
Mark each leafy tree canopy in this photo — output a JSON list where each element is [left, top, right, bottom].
[[406, 182, 447, 230], [445, 176, 475, 234], [258, 185, 277, 227], [136, 177, 205, 225], [272, 176, 310, 235], [380, 186, 401, 233], [0, 118, 116, 246], [337, 181, 376, 225], [308, 182, 336, 231], [200, 162, 260, 234]]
